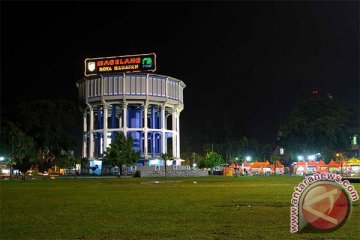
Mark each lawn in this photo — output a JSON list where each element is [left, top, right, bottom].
[[1, 176, 359, 240]]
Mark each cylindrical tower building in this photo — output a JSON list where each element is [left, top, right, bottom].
[[77, 73, 185, 166]]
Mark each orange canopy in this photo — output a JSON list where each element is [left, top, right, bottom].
[[327, 159, 346, 167], [251, 161, 271, 168], [317, 160, 327, 166], [263, 160, 270, 167], [307, 160, 317, 166], [243, 161, 251, 167], [273, 160, 284, 168], [252, 161, 261, 168], [294, 161, 306, 166]]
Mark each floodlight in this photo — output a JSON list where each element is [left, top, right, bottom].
[[308, 155, 315, 160]]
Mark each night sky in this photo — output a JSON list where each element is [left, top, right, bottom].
[[2, 1, 359, 147]]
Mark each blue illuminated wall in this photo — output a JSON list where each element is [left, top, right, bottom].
[[128, 106, 142, 152]]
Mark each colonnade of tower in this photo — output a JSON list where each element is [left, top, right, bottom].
[[82, 102, 181, 160]]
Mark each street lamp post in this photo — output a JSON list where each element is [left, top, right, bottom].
[[341, 161, 343, 175], [245, 156, 251, 175], [234, 158, 238, 176]]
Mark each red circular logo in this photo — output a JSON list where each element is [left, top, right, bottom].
[[301, 182, 351, 231]]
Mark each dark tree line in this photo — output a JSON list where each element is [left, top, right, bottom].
[[181, 105, 276, 166], [181, 94, 359, 166], [279, 95, 359, 163], [0, 99, 82, 179], [13, 99, 80, 156]]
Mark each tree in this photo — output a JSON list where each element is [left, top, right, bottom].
[[0, 121, 35, 159], [161, 153, 173, 177], [79, 157, 89, 174], [279, 95, 358, 162], [270, 154, 279, 165], [53, 154, 72, 169], [37, 154, 53, 175], [200, 106, 249, 163], [13, 156, 34, 180], [259, 144, 273, 161], [104, 133, 140, 176], [204, 151, 223, 174], [13, 99, 80, 159], [0, 120, 36, 179]]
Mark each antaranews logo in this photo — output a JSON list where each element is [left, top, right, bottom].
[[290, 173, 359, 233]]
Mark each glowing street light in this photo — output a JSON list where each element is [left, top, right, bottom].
[[246, 156, 251, 162], [307, 155, 315, 161], [297, 155, 304, 161], [0, 156, 5, 161]]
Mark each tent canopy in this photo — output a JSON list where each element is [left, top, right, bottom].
[[347, 158, 360, 164]]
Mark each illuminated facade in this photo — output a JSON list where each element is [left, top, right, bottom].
[[77, 73, 185, 166]]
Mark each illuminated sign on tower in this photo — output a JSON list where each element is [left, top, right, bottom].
[[84, 53, 156, 76]]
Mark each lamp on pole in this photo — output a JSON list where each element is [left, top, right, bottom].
[[341, 160, 343, 175]]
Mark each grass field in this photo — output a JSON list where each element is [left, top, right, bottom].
[[1, 176, 359, 240]]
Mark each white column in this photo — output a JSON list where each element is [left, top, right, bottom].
[[89, 107, 94, 159], [161, 105, 166, 154], [144, 104, 148, 159], [172, 110, 177, 158], [82, 110, 87, 158], [103, 103, 108, 154], [176, 111, 180, 159], [123, 102, 128, 136]]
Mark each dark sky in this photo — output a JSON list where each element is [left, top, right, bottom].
[[1, 1, 359, 146]]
